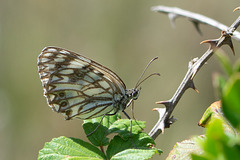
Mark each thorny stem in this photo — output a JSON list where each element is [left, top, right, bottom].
[[149, 6, 240, 140], [151, 6, 240, 42]]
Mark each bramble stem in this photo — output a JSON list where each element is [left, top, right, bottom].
[[149, 6, 240, 139]]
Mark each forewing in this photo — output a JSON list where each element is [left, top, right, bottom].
[[38, 46, 126, 119]]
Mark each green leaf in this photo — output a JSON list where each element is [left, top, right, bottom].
[[107, 119, 145, 140], [222, 73, 240, 129], [38, 136, 105, 160], [198, 101, 236, 135], [201, 119, 240, 159], [198, 101, 222, 128], [233, 58, 240, 73], [106, 132, 159, 159], [83, 114, 120, 146], [191, 154, 209, 160], [166, 136, 204, 160], [203, 119, 226, 156], [111, 149, 159, 160], [212, 73, 226, 97]]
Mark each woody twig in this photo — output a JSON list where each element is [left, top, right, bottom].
[[151, 6, 240, 42], [149, 6, 240, 140]]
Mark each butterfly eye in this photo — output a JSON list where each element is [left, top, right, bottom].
[[132, 89, 139, 100]]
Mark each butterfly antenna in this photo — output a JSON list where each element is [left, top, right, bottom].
[[135, 72, 160, 88], [135, 57, 159, 88]]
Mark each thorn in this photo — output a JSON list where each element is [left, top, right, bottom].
[[200, 30, 236, 55], [161, 128, 165, 134], [200, 39, 220, 52], [152, 107, 167, 134], [189, 80, 199, 93], [218, 31, 235, 55], [155, 100, 171, 109], [152, 107, 166, 112], [227, 38, 235, 55], [200, 39, 218, 46], [194, 87, 199, 93], [191, 21, 202, 35], [233, 7, 240, 12], [169, 116, 177, 124], [224, 36, 235, 55], [155, 100, 169, 105], [165, 116, 177, 128], [168, 13, 178, 28]]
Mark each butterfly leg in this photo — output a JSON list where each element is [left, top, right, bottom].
[[122, 110, 136, 148], [87, 114, 106, 137], [131, 101, 144, 131], [87, 109, 121, 137]]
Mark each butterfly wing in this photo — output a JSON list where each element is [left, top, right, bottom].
[[38, 46, 126, 119]]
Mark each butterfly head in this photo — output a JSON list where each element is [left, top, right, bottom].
[[126, 88, 141, 100]]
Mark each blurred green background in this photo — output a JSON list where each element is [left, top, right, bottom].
[[0, 0, 239, 159]]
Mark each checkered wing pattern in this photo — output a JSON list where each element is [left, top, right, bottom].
[[38, 47, 127, 119]]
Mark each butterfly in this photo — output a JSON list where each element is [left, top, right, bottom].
[[38, 46, 159, 121]]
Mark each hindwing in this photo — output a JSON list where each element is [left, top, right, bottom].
[[38, 46, 126, 119]]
